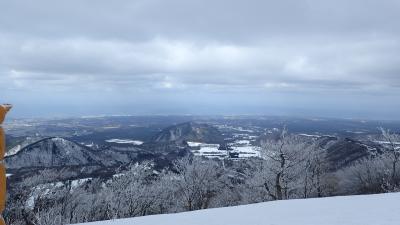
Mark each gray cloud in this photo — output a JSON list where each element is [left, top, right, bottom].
[[0, 0, 400, 118]]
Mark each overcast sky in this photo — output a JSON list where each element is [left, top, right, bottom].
[[1, 0, 400, 119]]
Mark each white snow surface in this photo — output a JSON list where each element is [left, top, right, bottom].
[[105, 139, 143, 145], [298, 133, 322, 138], [230, 146, 261, 157], [75, 193, 400, 225], [187, 142, 226, 158], [187, 141, 203, 147], [234, 140, 251, 145]]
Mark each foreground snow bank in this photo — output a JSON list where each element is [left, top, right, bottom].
[[76, 193, 400, 225]]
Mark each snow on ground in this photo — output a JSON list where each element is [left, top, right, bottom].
[[375, 141, 400, 145], [190, 143, 227, 158], [6, 137, 43, 156], [6, 144, 21, 156], [230, 146, 261, 157], [234, 140, 251, 145], [298, 133, 322, 138], [75, 193, 400, 225], [105, 139, 143, 145], [215, 125, 257, 133], [85, 142, 95, 147], [229, 139, 261, 158], [187, 142, 203, 147], [374, 141, 400, 150], [103, 126, 120, 129], [71, 178, 92, 188], [189, 139, 261, 158]]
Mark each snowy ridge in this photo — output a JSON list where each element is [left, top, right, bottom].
[[75, 193, 400, 225], [6, 136, 44, 156], [5, 137, 105, 169]]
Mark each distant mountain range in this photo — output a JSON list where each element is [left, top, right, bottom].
[[4, 121, 385, 181], [6, 122, 223, 170]]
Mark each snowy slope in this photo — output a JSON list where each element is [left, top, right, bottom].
[[5, 137, 104, 168], [76, 193, 400, 225]]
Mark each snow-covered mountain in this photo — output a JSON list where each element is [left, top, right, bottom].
[[6, 136, 45, 156], [5, 137, 189, 172], [5, 137, 105, 169], [75, 193, 400, 225], [151, 122, 224, 144]]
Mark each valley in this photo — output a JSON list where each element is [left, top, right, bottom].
[[3, 115, 400, 225]]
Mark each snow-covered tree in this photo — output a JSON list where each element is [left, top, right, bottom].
[[259, 128, 314, 200], [300, 142, 331, 198], [105, 162, 159, 218], [379, 128, 400, 188], [336, 155, 390, 194], [173, 156, 226, 211]]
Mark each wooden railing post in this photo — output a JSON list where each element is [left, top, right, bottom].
[[0, 104, 12, 225]]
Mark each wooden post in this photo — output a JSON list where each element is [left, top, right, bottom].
[[0, 104, 12, 225]]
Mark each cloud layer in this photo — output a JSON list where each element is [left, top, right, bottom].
[[1, 0, 400, 118]]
